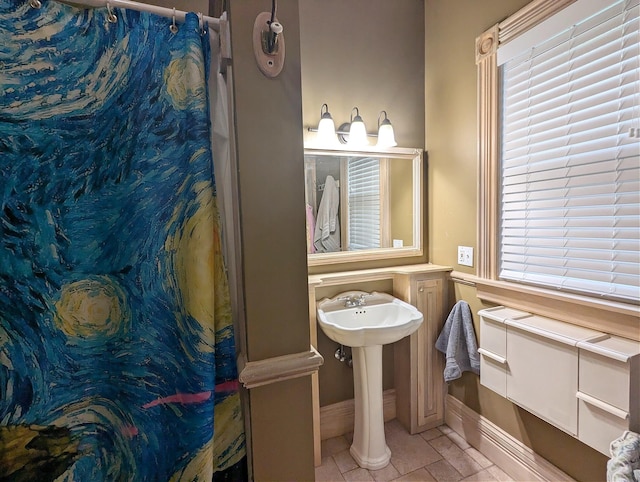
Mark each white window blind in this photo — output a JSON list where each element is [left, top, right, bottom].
[[500, 0, 640, 302], [348, 157, 381, 250]]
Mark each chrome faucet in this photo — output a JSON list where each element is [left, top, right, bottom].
[[338, 293, 369, 307]]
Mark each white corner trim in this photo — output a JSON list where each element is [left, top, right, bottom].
[[445, 395, 575, 482], [238, 346, 324, 389]]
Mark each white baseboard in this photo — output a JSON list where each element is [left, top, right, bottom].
[[445, 395, 575, 482], [320, 389, 396, 441]]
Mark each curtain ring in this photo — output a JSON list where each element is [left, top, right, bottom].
[[197, 12, 205, 35], [106, 2, 117, 23], [28, 0, 42, 9], [169, 7, 178, 33]]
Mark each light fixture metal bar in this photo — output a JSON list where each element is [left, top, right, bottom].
[[307, 127, 379, 138]]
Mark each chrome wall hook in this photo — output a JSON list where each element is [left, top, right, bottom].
[[252, 11, 285, 78]]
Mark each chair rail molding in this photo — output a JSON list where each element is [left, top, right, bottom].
[[238, 346, 324, 389]]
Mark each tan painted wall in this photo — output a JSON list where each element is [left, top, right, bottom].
[[230, 1, 309, 362], [249, 377, 315, 481], [300, 0, 425, 149], [298, 0, 427, 311], [228, 1, 314, 480], [228, 0, 610, 479], [300, 0, 426, 409], [301, 0, 427, 277], [425, 1, 608, 480]]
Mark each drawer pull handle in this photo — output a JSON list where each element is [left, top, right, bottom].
[[478, 348, 507, 365], [576, 391, 629, 420]]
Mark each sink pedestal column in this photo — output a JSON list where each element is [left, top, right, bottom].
[[350, 344, 391, 470]]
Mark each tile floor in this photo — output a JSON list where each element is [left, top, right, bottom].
[[316, 420, 515, 482]]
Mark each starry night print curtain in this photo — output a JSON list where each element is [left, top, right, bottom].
[[0, 1, 245, 480]]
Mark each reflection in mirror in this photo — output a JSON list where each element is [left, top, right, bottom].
[[304, 147, 423, 266]]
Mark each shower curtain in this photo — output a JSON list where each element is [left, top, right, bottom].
[[0, 1, 245, 480]]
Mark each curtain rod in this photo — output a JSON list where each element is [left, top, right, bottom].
[[60, 0, 221, 30]]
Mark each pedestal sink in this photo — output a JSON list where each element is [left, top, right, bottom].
[[317, 291, 423, 470]]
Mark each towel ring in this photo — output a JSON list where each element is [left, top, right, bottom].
[[28, 0, 42, 8]]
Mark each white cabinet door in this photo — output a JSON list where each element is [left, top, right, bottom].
[[394, 273, 447, 434], [506, 327, 580, 435]]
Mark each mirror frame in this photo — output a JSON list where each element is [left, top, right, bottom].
[[304, 145, 424, 266]]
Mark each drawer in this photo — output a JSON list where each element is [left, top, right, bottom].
[[480, 316, 506, 357], [579, 350, 630, 412], [479, 351, 507, 397], [578, 398, 629, 456]]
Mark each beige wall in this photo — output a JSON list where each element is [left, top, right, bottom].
[[229, 0, 610, 480], [300, 0, 425, 149], [425, 1, 608, 480], [299, 0, 426, 408], [228, 1, 314, 480], [231, 0, 310, 362], [300, 1, 427, 276]]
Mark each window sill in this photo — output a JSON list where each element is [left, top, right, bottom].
[[450, 271, 639, 341]]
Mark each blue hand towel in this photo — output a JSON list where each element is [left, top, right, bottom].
[[435, 300, 480, 382]]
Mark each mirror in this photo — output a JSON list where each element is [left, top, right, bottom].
[[304, 146, 423, 266]]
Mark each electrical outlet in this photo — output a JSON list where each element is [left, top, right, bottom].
[[458, 246, 474, 267]]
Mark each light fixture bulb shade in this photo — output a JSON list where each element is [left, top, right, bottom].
[[317, 115, 339, 146], [376, 120, 397, 147], [347, 116, 369, 146]]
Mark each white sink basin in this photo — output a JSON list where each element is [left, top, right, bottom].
[[316, 291, 424, 470], [317, 291, 423, 347]]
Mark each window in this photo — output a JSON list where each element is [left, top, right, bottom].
[[347, 156, 381, 250], [499, 0, 639, 303], [475, 0, 639, 337]]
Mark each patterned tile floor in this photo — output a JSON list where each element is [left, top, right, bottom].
[[315, 421, 515, 482]]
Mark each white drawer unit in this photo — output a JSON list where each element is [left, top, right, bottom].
[[576, 336, 640, 455], [478, 307, 529, 397], [478, 306, 640, 456]]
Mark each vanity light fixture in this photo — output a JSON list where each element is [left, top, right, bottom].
[[376, 111, 397, 147], [346, 107, 369, 147], [315, 103, 340, 146], [308, 105, 397, 147]]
